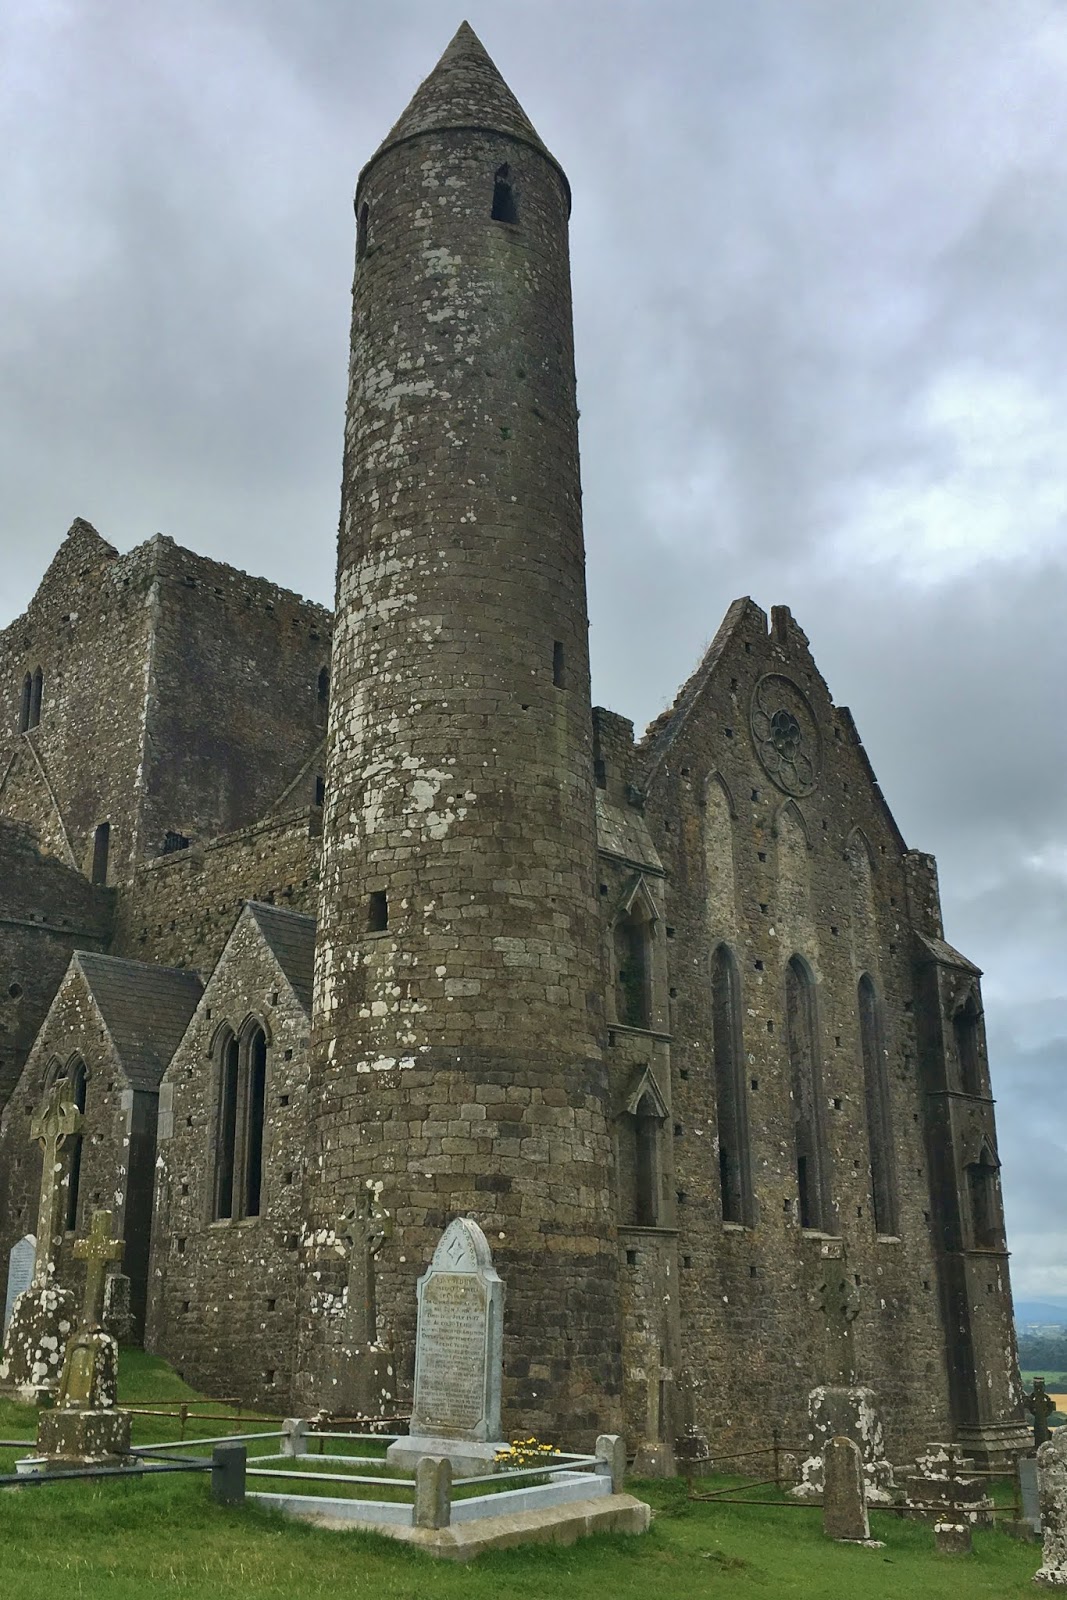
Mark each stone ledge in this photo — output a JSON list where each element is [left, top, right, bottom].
[[265, 1491, 651, 1561]]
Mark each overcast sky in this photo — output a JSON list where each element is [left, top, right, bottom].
[[2, 1, 1066, 1301]]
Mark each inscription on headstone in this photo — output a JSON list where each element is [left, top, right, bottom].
[[385, 1217, 506, 1477], [4, 1236, 36, 1334], [410, 1217, 503, 1444]]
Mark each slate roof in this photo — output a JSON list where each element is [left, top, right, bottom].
[[915, 933, 982, 976], [74, 953, 203, 1092], [595, 794, 664, 875], [245, 902, 316, 1014], [362, 21, 565, 197]]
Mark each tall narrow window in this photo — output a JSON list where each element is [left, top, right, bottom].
[[954, 995, 982, 1096], [615, 905, 652, 1029], [368, 890, 389, 932], [858, 975, 897, 1235], [91, 823, 110, 886], [317, 665, 330, 714], [18, 674, 31, 733], [356, 202, 369, 261], [712, 944, 752, 1224], [552, 640, 566, 689], [243, 1028, 267, 1218], [633, 1093, 660, 1226], [213, 1035, 240, 1221], [64, 1060, 88, 1232], [491, 163, 518, 224], [785, 955, 830, 1231], [967, 1147, 1002, 1249], [29, 667, 43, 729]]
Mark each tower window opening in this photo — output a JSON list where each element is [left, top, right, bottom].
[[317, 665, 330, 713], [91, 822, 110, 886], [614, 903, 653, 1029], [314, 775, 326, 807], [594, 757, 607, 790], [968, 1148, 1002, 1250], [28, 667, 43, 729], [491, 163, 518, 224], [368, 889, 389, 933], [18, 673, 31, 733], [954, 994, 983, 1096], [553, 640, 566, 689], [356, 201, 369, 261]]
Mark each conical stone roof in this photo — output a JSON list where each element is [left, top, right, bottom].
[[360, 22, 566, 196]]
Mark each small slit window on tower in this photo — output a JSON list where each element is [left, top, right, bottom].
[[29, 667, 43, 729], [491, 163, 518, 224], [91, 823, 110, 887], [553, 640, 566, 689], [368, 890, 389, 933], [314, 774, 326, 807], [317, 665, 330, 713], [356, 202, 369, 261]]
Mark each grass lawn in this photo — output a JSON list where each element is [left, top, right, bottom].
[[0, 1353, 1048, 1599]]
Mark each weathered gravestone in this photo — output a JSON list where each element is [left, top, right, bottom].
[[3, 1236, 35, 1335], [822, 1434, 878, 1544], [793, 1384, 897, 1503], [1029, 1380, 1059, 1449], [35, 1210, 131, 1466], [904, 1441, 993, 1529], [0, 1082, 81, 1399], [386, 1217, 505, 1476], [1035, 1427, 1067, 1587]]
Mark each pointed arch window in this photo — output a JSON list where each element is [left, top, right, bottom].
[[712, 944, 752, 1224], [954, 994, 983, 1097], [614, 906, 652, 1028], [858, 974, 897, 1235], [785, 955, 831, 1231], [967, 1145, 1003, 1250], [213, 1022, 269, 1222], [64, 1059, 88, 1232]]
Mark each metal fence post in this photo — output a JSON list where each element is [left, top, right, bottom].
[[211, 1442, 246, 1507]]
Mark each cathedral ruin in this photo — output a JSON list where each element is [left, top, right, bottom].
[[0, 23, 1028, 1468]]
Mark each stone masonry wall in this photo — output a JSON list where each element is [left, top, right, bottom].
[[0, 969, 141, 1328], [147, 913, 312, 1410], [637, 598, 959, 1465], [110, 812, 319, 976], [0, 821, 113, 1111]]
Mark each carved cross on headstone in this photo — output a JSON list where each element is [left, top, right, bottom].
[[29, 1080, 84, 1288], [340, 1189, 392, 1346], [73, 1210, 124, 1333]]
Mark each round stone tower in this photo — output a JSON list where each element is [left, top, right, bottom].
[[300, 23, 620, 1440]]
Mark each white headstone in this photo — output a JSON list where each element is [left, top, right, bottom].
[[4, 1235, 36, 1334], [410, 1217, 503, 1443]]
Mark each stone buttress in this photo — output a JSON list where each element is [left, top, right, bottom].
[[296, 24, 621, 1439]]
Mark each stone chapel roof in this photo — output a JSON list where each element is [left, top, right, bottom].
[[73, 953, 203, 1092], [361, 21, 566, 199], [245, 902, 316, 1014]]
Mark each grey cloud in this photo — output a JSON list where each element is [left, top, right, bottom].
[[2, 0, 1066, 1291]]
